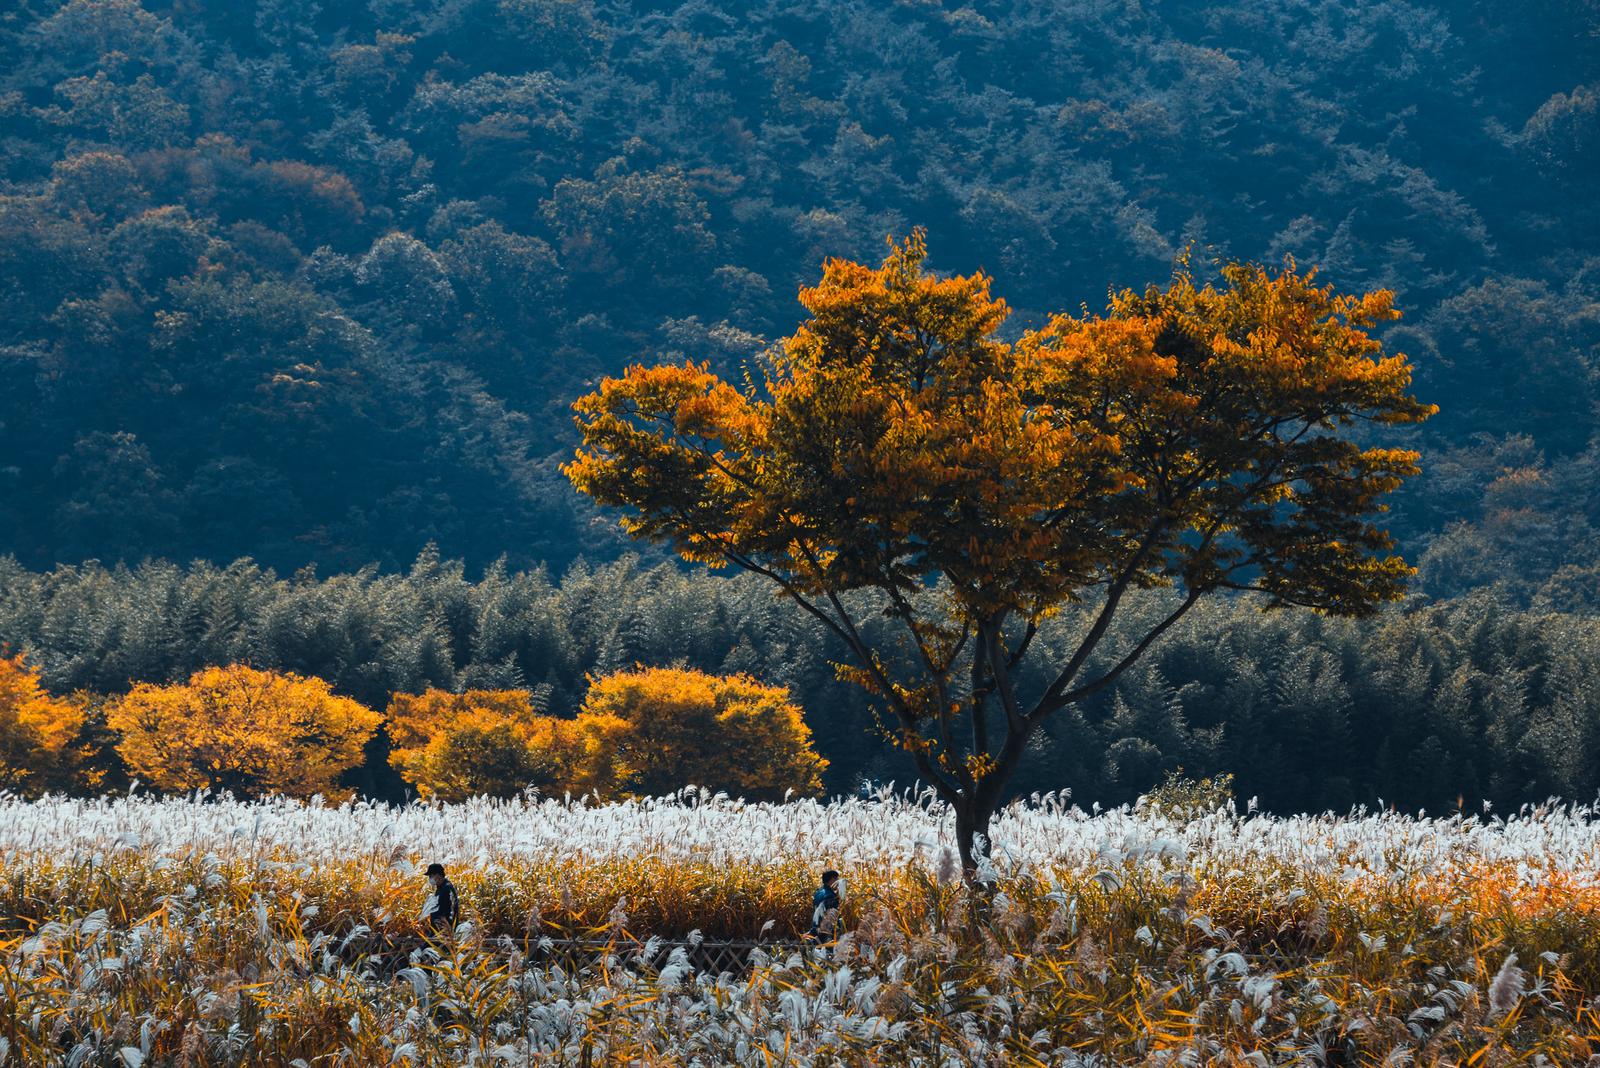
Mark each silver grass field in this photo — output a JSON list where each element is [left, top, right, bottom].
[[4, 790, 1600, 1065]]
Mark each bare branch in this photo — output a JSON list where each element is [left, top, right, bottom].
[[1005, 620, 1039, 672], [1045, 588, 1205, 711], [983, 624, 1025, 733], [1031, 520, 1172, 715]]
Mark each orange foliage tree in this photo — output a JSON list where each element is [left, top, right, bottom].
[[578, 667, 827, 801], [107, 665, 381, 799], [0, 652, 85, 796], [386, 673, 826, 802], [386, 688, 585, 802], [567, 232, 1435, 870]]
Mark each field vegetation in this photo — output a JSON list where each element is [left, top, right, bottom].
[[5, 790, 1600, 1064]]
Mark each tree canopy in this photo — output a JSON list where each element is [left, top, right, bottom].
[[385, 671, 826, 802], [578, 667, 827, 802], [386, 687, 583, 802], [569, 236, 1433, 864], [107, 664, 382, 798], [0, 651, 84, 796]]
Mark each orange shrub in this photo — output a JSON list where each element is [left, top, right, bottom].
[[388, 672, 827, 802], [578, 667, 826, 801], [386, 689, 584, 801], [0, 652, 84, 796], [107, 665, 380, 799]]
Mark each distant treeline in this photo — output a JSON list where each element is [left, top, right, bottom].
[[2, 551, 1596, 814]]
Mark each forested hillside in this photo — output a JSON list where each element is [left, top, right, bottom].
[[1, 0, 1596, 597]]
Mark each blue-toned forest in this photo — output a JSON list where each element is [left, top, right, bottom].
[[1, 0, 1596, 810]]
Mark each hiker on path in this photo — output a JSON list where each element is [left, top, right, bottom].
[[423, 862, 458, 936]]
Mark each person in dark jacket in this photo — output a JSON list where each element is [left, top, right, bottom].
[[807, 869, 842, 942], [423, 862, 457, 935]]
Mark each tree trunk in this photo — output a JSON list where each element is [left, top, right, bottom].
[[953, 794, 993, 880]]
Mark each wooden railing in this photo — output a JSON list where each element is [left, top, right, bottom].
[[532, 936, 805, 976], [348, 932, 824, 978]]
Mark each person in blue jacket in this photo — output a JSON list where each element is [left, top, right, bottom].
[[807, 869, 843, 942]]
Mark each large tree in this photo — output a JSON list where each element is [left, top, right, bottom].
[[566, 233, 1434, 870]]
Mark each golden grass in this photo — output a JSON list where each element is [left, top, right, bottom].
[[5, 842, 1600, 1064]]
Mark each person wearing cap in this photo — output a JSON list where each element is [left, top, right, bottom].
[[422, 862, 458, 935]]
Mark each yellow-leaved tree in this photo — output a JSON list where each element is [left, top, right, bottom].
[[567, 232, 1435, 872], [386, 673, 826, 802], [0, 652, 85, 796], [387, 688, 585, 802], [108, 664, 381, 799], [578, 667, 827, 801]]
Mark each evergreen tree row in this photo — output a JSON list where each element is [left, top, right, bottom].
[[2, 550, 1595, 813]]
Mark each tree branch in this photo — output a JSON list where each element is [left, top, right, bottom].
[[882, 582, 965, 782], [969, 622, 990, 760], [791, 538, 969, 797], [1005, 619, 1039, 672], [1030, 520, 1171, 716], [983, 623, 1025, 733], [1045, 588, 1204, 711]]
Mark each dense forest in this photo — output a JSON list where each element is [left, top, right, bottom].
[[1, 0, 1597, 810], [0, 0, 1596, 596], [3, 552, 1598, 814]]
